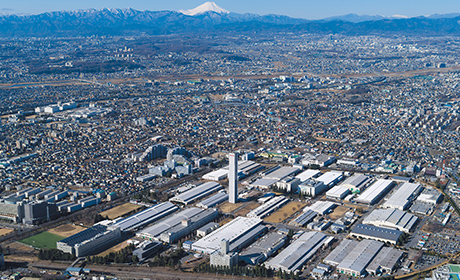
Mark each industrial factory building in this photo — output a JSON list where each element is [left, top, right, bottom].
[[169, 182, 223, 205], [193, 217, 265, 254], [266, 231, 328, 273], [57, 224, 121, 257], [137, 207, 218, 243], [113, 202, 178, 231]]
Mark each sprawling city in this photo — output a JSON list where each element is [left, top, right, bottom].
[[1, 1, 460, 280]]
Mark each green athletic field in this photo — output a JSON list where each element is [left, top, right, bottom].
[[19, 231, 63, 249]]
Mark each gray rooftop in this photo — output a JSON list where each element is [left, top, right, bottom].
[[337, 239, 383, 275], [113, 202, 178, 231], [266, 231, 327, 272], [351, 224, 402, 243], [169, 182, 222, 205]]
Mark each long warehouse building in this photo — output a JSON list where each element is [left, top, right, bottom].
[[362, 208, 418, 233], [57, 224, 121, 257], [355, 179, 395, 205], [169, 182, 223, 205], [324, 239, 384, 277], [246, 196, 289, 219], [192, 217, 265, 254], [196, 191, 228, 209], [137, 207, 218, 243], [382, 182, 423, 210], [113, 202, 178, 231], [265, 231, 327, 273]]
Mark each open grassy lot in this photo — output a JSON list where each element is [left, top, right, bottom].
[[450, 264, 460, 273], [99, 203, 142, 220], [264, 201, 306, 223], [19, 231, 64, 249], [47, 224, 86, 238], [328, 205, 351, 220]]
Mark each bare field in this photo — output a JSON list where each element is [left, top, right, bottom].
[[99, 203, 142, 220], [219, 217, 233, 227], [233, 201, 260, 217], [97, 240, 130, 257], [328, 205, 351, 220], [218, 202, 243, 213], [0, 228, 14, 236], [47, 224, 86, 238], [264, 201, 306, 223]]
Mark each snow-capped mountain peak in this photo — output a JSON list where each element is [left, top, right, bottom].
[[179, 2, 229, 16]]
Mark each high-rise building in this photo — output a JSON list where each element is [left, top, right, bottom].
[[229, 153, 238, 204]]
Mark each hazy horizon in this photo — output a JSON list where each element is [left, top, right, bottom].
[[2, 0, 460, 20]]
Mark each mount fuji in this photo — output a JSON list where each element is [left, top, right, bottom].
[[180, 2, 230, 16]]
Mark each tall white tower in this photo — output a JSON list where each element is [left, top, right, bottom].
[[228, 152, 238, 204]]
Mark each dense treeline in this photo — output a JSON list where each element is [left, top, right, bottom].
[[86, 244, 137, 264], [38, 249, 76, 261], [94, 214, 109, 223], [149, 247, 186, 268], [193, 263, 293, 279]]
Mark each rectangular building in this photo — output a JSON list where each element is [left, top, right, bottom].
[[57, 224, 121, 257], [239, 232, 287, 265], [336, 239, 383, 276], [362, 208, 418, 233], [295, 169, 321, 183], [196, 192, 228, 209], [355, 179, 395, 205], [315, 171, 343, 187], [326, 186, 351, 200], [137, 207, 218, 243], [382, 182, 422, 210], [113, 202, 178, 231], [246, 196, 289, 219], [340, 174, 371, 192], [169, 182, 223, 205], [350, 224, 403, 245], [265, 231, 327, 273], [192, 217, 264, 254]]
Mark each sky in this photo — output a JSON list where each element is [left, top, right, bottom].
[[1, 0, 460, 19]]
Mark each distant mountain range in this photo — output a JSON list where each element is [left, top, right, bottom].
[[0, 2, 460, 37]]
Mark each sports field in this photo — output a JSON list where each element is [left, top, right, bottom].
[[450, 264, 460, 273], [20, 231, 64, 249]]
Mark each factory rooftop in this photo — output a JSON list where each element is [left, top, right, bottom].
[[382, 182, 422, 210], [266, 231, 327, 273], [113, 202, 178, 231], [192, 217, 264, 254], [169, 181, 223, 205], [355, 179, 395, 205], [363, 208, 418, 233]]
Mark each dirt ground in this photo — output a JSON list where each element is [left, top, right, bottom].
[[233, 201, 260, 217], [0, 228, 14, 236], [47, 224, 86, 238], [219, 217, 233, 226], [263, 201, 306, 223], [328, 205, 351, 220], [4, 242, 37, 262], [218, 202, 244, 213], [97, 240, 130, 257], [99, 203, 142, 220]]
